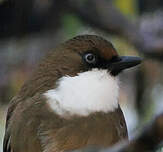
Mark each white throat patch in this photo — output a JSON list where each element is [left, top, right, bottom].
[[44, 69, 119, 117]]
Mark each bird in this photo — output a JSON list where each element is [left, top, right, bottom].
[[3, 35, 141, 152]]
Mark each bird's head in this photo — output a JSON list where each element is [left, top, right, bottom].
[[60, 35, 141, 76]]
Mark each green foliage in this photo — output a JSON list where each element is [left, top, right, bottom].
[[62, 14, 83, 38]]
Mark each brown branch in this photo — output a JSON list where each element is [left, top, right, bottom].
[[68, 0, 163, 59], [1, 0, 163, 58], [111, 113, 163, 152], [68, 0, 134, 37]]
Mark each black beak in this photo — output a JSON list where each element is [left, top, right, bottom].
[[109, 56, 142, 76]]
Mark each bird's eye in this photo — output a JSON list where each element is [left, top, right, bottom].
[[84, 53, 96, 64]]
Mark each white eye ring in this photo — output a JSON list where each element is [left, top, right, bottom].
[[84, 53, 96, 64]]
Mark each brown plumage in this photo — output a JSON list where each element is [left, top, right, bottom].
[[3, 35, 141, 152]]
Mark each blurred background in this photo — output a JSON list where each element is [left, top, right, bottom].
[[1, 0, 163, 151]]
